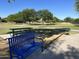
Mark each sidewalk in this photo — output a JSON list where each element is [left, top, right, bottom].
[[0, 34, 12, 40], [71, 30, 79, 32]]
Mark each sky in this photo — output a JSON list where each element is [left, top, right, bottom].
[[0, 0, 79, 20]]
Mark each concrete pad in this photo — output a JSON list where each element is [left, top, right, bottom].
[[0, 34, 12, 40], [1, 34, 79, 59], [27, 34, 79, 59]]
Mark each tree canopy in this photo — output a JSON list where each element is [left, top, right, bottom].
[[8, 0, 15, 3], [53, 17, 61, 22], [64, 17, 74, 22], [0, 17, 1, 22], [37, 10, 53, 22], [6, 9, 54, 23], [75, 0, 79, 12], [74, 18, 79, 23]]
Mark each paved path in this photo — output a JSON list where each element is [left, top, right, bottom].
[[27, 34, 79, 59], [71, 30, 79, 32]]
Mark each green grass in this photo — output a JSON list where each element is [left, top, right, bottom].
[[0, 22, 79, 34]]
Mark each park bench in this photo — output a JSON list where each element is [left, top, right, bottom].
[[8, 31, 44, 59]]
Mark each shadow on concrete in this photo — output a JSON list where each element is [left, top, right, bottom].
[[0, 38, 79, 59], [27, 42, 79, 59]]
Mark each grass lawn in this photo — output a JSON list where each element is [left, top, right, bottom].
[[0, 22, 79, 34]]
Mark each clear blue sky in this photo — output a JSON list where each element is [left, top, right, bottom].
[[0, 0, 79, 19]]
